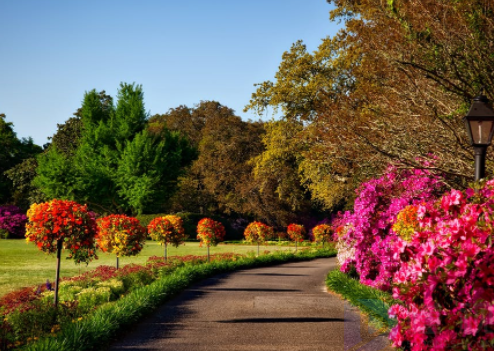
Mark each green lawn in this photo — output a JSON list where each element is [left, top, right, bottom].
[[0, 239, 294, 298]]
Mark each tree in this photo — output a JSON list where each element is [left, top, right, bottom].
[[5, 158, 47, 210], [0, 114, 43, 205], [244, 39, 343, 122], [148, 215, 187, 262], [246, 0, 494, 210], [96, 214, 147, 268], [153, 101, 267, 218], [35, 83, 196, 215]]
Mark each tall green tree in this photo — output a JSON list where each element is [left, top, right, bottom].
[[0, 113, 43, 205], [35, 83, 196, 215]]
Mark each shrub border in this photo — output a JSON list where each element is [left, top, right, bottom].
[[325, 269, 400, 333]]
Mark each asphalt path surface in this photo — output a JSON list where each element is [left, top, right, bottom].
[[108, 257, 393, 351]]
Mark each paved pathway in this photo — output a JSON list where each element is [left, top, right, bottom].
[[108, 258, 393, 351]]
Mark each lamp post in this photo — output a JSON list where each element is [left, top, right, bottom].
[[463, 93, 494, 181]]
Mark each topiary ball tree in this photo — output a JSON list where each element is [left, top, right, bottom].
[[244, 221, 273, 256], [25, 199, 98, 305], [312, 224, 333, 247], [197, 218, 225, 262], [148, 215, 187, 262], [287, 223, 306, 253], [96, 214, 147, 269]]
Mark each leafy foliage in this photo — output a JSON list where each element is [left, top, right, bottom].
[[34, 83, 196, 215], [0, 114, 42, 205]]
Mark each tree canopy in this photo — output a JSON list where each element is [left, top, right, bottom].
[[34, 83, 196, 215], [0, 114, 43, 205], [245, 0, 494, 212]]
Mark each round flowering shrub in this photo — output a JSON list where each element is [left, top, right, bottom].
[[148, 215, 187, 247], [196, 218, 225, 247], [244, 221, 273, 244], [333, 162, 445, 291], [389, 183, 494, 351], [312, 224, 333, 244], [96, 215, 147, 257], [287, 223, 306, 242], [25, 199, 98, 263], [0, 205, 28, 238]]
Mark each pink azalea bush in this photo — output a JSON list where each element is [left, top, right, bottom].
[[0, 205, 28, 239], [334, 162, 445, 291], [389, 182, 494, 350]]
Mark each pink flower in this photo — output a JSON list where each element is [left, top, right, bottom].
[[463, 315, 480, 336]]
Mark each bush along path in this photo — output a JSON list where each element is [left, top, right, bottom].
[[6, 248, 335, 351], [326, 269, 400, 333]]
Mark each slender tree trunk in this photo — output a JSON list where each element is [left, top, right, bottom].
[[295, 241, 298, 253], [164, 242, 168, 262], [54, 239, 62, 306], [207, 245, 210, 263], [116, 256, 120, 270], [257, 242, 260, 256]]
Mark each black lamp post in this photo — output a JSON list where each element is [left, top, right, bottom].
[[463, 93, 494, 181]]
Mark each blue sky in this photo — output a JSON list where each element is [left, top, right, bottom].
[[0, 1, 341, 146]]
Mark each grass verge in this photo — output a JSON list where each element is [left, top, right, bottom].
[[325, 269, 400, 333], [19, 248, 336, 351], [0, 240, 297, 298]]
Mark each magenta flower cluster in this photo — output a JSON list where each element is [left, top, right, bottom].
[[334, 162, 445, 291], [0, 205, 28, 238], [389, 182, 494, 350]]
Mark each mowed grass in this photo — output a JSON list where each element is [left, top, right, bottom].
[[0, 239, 294, 298]]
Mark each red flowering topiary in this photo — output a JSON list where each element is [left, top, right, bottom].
[[25, 199, 98, 263], [287, 223, 306, 243], [96, 214, 147, 257], [196, 218, 225, 247], [244, 221, 273, 255], [148, 215, 187, 247], [244, 221, 273, 244]]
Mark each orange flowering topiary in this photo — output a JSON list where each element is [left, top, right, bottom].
[[312, 224, 333, 244], [196, 218, 225, 247], [148, 215, 187, 247], [287, 223, 306, 243], [25, 199, 98, 263], [96, 214, 147, 257], [244, 221, 273, 244]]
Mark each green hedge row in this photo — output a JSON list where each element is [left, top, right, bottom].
[[21, 248, 336, 351], [325, 269, 400, 332]]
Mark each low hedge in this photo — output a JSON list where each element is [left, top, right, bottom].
[[20, 248, 336, 351], [325, 269, 400, 332]]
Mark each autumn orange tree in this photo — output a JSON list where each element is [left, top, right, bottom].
[[246, 0, 494, 211]]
